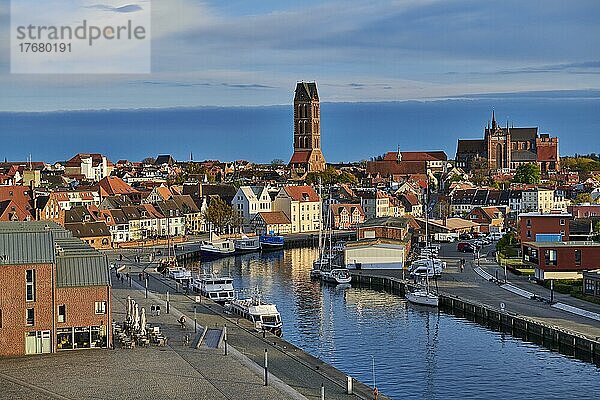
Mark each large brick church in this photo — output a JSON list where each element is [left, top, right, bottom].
[[289, 82, 326, 173], [456, 111, 560, 174]]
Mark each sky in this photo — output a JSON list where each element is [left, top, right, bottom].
[[1, 0, 600, 111]]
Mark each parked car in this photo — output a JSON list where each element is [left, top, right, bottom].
[[459, 233, 473, 240], [457, 242, 476, 253], [489, 232, 504, 241]]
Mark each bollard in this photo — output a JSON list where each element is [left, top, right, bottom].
[[166, 291, 170, 314], [145, 277, 148, 299], [321, 384, 324, 400], [346, 376, 353, 394], [194, 306, 197, 333], [264, 349, 268, 386], [224, 324, 228, 356]]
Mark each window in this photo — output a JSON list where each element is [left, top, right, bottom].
[[526, 230, 532, 238], [526, 219, 531, 227], [575, 249, 581, 266], [544, 249, 557, 266], [58, 305, 66, 323], [26, 308, 35, 325], [560, 219, 565, 226], [26, 269, 36, 302], [95, 301, 107, 314]]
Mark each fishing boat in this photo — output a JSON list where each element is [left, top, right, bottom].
[[234, 235, 260, 254], [193, 274, 235, 303], [321, 268, 352, 284], [200, 233, 235, 260], [225, 289, 283, 336], [259, 234, 284, 251]]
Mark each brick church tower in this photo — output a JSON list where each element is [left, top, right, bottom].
[[485, 110, 511, 171], [289, 82, 326, 173]]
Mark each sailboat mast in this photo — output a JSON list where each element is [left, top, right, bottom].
[[318, 178, 323, 251]]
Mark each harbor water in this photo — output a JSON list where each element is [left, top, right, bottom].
[[189, 247, 599, 400]]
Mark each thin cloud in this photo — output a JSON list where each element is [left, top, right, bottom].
[[87, 4, 143, 13]]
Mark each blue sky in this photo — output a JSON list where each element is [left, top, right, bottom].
[[1, 0, 600, 111]]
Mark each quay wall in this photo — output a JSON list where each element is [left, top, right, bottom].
[[351, 272, 600, 366]]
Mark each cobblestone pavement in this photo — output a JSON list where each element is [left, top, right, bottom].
[[0, 277, 302, 400]]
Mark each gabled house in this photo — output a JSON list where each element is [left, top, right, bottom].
[[272, 185, 321, 233], [232, 186, 272, 224], [99, 209, 130, 243], [331, 204, 365, 230], [64, 153, 113, 182], [97, 176, 141, 203], [467, 206, 506, 233], [251, 211, 292, 236], [171, 195, 202, 234]]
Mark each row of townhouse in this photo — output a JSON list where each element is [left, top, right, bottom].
[[449, 187, 567, 216]]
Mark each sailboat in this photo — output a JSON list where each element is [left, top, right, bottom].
[[406, 186, 439, 307]]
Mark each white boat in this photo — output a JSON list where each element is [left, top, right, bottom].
[[321, 268, 352, 284], [200, 233, 235, 260], [234, 235, 260, 254], [169, 267, 193, 283], [193, 275, 235, 303], [406, 189, 438, 307], [405, 289, 439, 307], [225, 289, 283, 336]]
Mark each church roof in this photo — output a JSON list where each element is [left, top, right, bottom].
[[294, 82, 319, 101], [511, 150, 537, 162], [508, 127, 538, 142], [456, 139, 485, 155]]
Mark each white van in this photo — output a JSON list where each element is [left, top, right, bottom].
[[489, 232, 504, 241]]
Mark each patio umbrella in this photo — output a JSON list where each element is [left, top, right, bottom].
[[140, 307, 147, 336], [126, 296, 132, 318], [133, 303, 140, 332]]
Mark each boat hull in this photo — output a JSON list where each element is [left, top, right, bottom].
[[200, 248, 235, 260], [259, 235, 284, 251], [405, 291, 439, 307]]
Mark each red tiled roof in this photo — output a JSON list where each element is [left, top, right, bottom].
[[289, 151, 311, 164], [258, 211, 291, 225], [366, 160, 427, 176], [98, 176, 139, 196], [383, 151, 447, 162], [284, 185, 320, 202]]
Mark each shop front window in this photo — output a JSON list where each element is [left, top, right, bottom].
[[74, 326, 91, 349], [57, 328, 73, 350]]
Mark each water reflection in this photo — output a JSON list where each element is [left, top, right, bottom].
[[191, 248, 599, 400]]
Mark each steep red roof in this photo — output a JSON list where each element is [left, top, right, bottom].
[[284, 185, 320, 202], [97, 176, 139, 196], [383, 151, 447, 162], [289, 151, 311, 164]]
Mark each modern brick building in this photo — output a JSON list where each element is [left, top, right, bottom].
[[0, 221, 111, 357], [518, 212, 571, 242], [522, 241, 600, 280]]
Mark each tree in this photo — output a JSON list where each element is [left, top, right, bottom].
[[271, 159, 285, 166], [512, 164, 541, 184], [202, 197, 237, 233], [142, 157, 156, 165], [573, 193, 593, 204]]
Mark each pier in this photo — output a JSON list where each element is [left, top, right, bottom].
[[350, 271, 600, 366]]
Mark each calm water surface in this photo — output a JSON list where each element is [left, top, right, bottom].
[[190, 248, 599, 400]]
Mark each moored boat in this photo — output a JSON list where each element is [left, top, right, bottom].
[[200, 233, 235, 260], [405, 289, 439, 307], [193, 274, 235, 303], [259, 234, 284, 251], [321, 268, 352, 285], [234, 235, 260, 254], [225, 289, 283, 336]]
